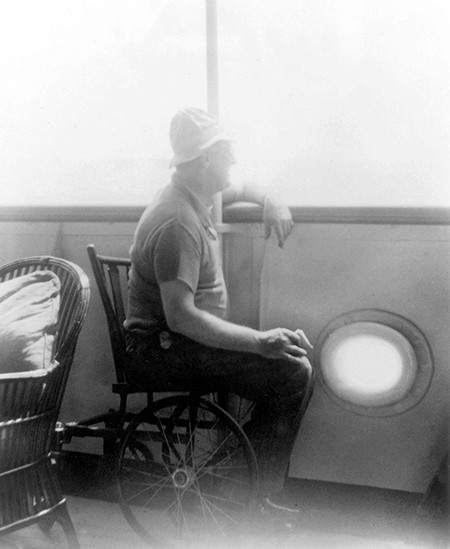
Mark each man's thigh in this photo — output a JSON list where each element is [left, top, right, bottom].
[[127, 333, 311, 399], [164, 338, 311, 401]]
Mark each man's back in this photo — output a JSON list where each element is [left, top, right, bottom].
[[125, 176, 227, 335]]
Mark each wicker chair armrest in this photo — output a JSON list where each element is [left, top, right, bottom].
[[0, 360, 59, 382], [0, 368, 48, 383]]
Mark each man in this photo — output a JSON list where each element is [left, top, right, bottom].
[[124, 107, 314, 517]]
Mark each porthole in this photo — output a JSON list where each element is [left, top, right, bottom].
[[315, 310, 433, 416]]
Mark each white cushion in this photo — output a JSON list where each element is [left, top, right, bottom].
[[0, 271, 60, 373]]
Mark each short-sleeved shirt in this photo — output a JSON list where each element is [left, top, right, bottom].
[[124, 174, 229, 335]]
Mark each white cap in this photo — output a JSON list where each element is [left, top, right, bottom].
[[169, 108, 231, 168]]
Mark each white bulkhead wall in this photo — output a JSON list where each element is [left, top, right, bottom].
[[0, 218, 448, 493]]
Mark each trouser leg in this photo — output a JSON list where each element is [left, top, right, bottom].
[[241, 364, 314, 496]]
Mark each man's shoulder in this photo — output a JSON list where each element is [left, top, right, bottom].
[[138, 192, 200, 235]]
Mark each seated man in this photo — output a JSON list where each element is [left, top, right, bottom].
[[124, 107, 314, 516]]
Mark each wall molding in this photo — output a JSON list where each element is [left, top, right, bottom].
[[1, 204, 449, 225]]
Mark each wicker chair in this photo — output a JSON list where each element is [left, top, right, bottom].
[[0, 256, 90, 549]]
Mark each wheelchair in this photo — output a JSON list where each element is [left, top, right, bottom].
[[63, 245, 260, 548]]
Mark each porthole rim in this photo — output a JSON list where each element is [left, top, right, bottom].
[[314, 309, 434, 417]]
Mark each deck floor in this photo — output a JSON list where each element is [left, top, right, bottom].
[[0, 453, 447, 549]]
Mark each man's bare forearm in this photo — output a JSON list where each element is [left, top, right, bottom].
[[168, 305, 261, 354]]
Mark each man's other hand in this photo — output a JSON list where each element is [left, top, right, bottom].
[[263, 192, 295, 248]]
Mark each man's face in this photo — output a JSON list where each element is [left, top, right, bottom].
[[204, 141, 236, 193]]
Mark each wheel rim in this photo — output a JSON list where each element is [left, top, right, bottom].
[[117, 395, 258, 548]]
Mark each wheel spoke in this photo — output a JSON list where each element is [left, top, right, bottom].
[[191, 480, 232, 534], [124, 475, 171, 506]]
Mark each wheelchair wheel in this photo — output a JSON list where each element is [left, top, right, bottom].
[[117, 394, 259, 548], [209, 392, 256, 427]]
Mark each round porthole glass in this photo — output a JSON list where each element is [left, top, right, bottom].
[[315, 310, 433, 416]]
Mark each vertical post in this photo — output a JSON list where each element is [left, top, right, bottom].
[[206, 1, 229, 414], [205, 0, 222, 224]]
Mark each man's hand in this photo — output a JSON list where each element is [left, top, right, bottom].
[[257, 327, 313, 365], [263, 192, 295, 248]]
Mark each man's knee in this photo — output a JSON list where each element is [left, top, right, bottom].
[[299, 355, 314, 385], [275, 356, 314, 396]]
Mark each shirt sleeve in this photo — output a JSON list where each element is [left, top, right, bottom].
[[153, 222, 201, 293]]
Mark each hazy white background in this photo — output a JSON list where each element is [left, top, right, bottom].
[[0, 0, 449, 207]]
